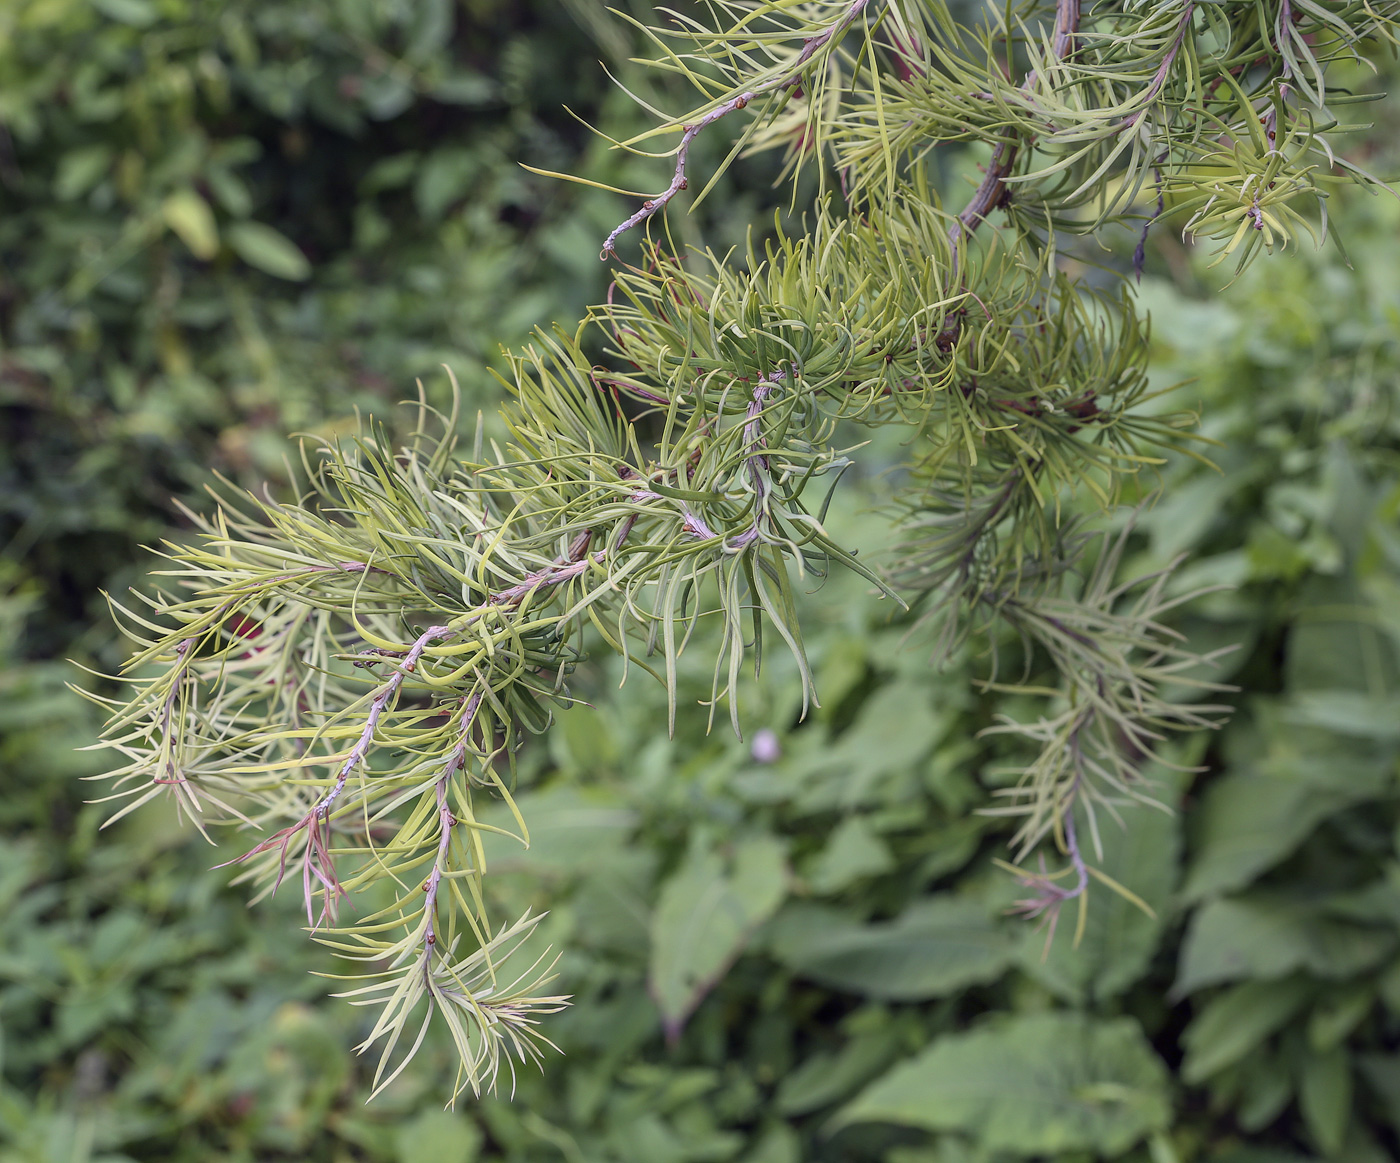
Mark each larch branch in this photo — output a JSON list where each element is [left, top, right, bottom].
[[600, 0, 874, 258]]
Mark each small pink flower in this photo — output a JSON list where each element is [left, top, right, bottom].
[[751, 728, 781, 764]]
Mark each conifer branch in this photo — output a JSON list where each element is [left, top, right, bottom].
[[90, 0, 1400, 1094], [600, 0, 875, 257], [1120, 2, 1197, 131], [948, 0, 1082, 249], [319, 623, 455, 816], [422, 692, 482, 959]]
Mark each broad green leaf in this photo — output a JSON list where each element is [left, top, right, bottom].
[[1356, 1053, 1400, 1130], [570, 850, 657, 958], [0, 841, 40, 914], [1286, 691, 1400, 739], [415, 148, 477, 220], [1139, 473, 1238, 560], [394, 1108, 482, 1163], [477, 786, 637, 875], [649, 833, 787, 1037], [54, 146, 113, 201], [1299, 1048, 1351, 1157], [912, 817, 986, 883], [1180, 977, 1313, 1083], [162, 189, 219, 260], [1023, 797, 1180, 1003], [769, 897, 1015, 1000], [792, 682, 949, 812], [404, 0, 453, 60], [813, 634, 871, 723], [361, 151, 421, 193], [882, 1145, 989, 1163], [745, 1125, 802, 1163], [835, 1013, 1172, 1156], [1237, 1053, 1295, 1133], [360, 73, 414, 120], [431, 72, 496, 106], [206, 166, 253, 218], [1180, 770, 1355, 903], [1307, 982, 1375, 1051], [549, 704, 621, 775], [802, 816, 894, 894], [730, 726, 830, 806], [226, 221, 310, 281], [1382, 957, 1400, 1016], [1285, 581, 1399, 694], [1181, 712, 1392, 903], [1175, 897, 1397, 995], [92, 0, 157, 26], [775, 1019, 903, 1115], [1323, 865, 1400, 927]]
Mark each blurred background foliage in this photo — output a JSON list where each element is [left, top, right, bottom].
[[2, 2, 1399, 1162]]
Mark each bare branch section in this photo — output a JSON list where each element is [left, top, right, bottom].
[[600, 0, 874, 258]]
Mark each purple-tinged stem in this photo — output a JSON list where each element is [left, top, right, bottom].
[[315, 623, 456, 819], [422, 693, 484, 962]]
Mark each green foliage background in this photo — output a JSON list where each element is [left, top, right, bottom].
[[2, 2, 1399, 1162]]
